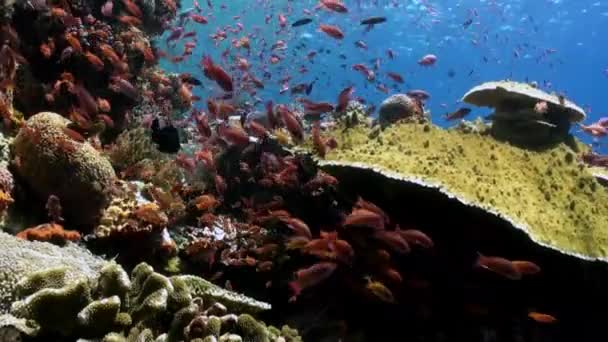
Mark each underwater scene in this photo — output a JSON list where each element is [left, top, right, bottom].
[[0, 0, 608, 341]]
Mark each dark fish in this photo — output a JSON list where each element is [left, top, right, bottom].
[[291, 18, 313, 27], [360, 16, 387, 25], [182, 75, 202, 86], [444, 107, 471, 121], [151, 118, 181, 153], [463, 18, 473, 28], [306, 78, 317, 95]]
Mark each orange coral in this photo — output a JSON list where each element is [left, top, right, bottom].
[[17, 223, 81, 244], [0, 189, 13, 212]]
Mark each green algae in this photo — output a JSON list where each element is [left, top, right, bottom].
[[315, 122, 608, 260]]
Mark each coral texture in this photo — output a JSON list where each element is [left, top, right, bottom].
[[314, 121, 608, 260], [5, 260, 294, 341], [0, 231, 106, 314], [11, 112, 116, 227]]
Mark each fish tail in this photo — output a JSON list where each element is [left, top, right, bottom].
[[289, 280, 302, 298]]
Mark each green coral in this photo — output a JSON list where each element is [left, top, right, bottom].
[[312, 121, 608, 260], [6, 261, 298, 341], [0, 231, 106, 313], [107, 128, 161, 172]]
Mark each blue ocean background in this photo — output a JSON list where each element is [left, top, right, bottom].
[[159, 0, 608, 150]]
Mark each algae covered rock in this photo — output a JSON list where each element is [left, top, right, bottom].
[[378, 94, 425, 126], [11, 112, 116, 227], [314, 122, 608, 261]]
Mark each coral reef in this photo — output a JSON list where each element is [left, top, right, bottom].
[[11, 112, 116, 228], [309, 120, 608, 261], [3, 260, 296, 341]]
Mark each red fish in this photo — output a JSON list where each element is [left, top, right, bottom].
[[312, 121, 326, 158], [353, 64, 375, 81], [528, 312, 557, 324], [320, 0, 348, 13], [319, 24, 344, 40], [218, 124, 250, 146], [354, 197, 389, 226], [343, 208, 385, 230], [191, 14, 208, 24], [418, 54, 437, 66], [511, 261, 541, 275], [335, 86, 354, 112], [289, 262, 338, 298], [373, 230, 410, 254], [276, 105, 303, 141], [397, 229, 433, 249], [387, 72, 404, 83], [475, 253, 521, 280], [201, 55, 233, 92], [281, 217, 312, 239]]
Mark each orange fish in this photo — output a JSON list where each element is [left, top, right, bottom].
[[354, 197, 389, 226], [528, 312, 557, 324], [40, 41, 54, 59], [121, 0, 142, 18], [84, 51, 104, 71], [97, 98, 111, 112], [475, 253, 521, 280], [282, 217, 312, 239], [397, 229, 434, 249], [289, 262, 338, 298], [118, 15, 142, 26], [373, 230, 411, 254], [343, 208, 385, 230], [320, 0, 348, 13], [64, 33, 82, 53], [319, 24, 344, 39], [512, 261, 541, 276], [312, 121, 326, 158]]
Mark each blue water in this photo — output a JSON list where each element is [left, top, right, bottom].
[[159, 0, 608, 149]]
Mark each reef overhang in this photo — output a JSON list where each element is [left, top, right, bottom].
[[307, 122, 608, 262]]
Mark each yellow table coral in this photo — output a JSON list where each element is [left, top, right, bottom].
[[313, 122, 608, 261]]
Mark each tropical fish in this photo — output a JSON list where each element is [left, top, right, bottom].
[[528, 312, 558, 324], [360, 16, 387, 25], [418, 54, 437, 66], [291, 18, 313, 27], [151, 118, 181, 153], [475, 253, 521, 280], [444, 107, 471, 121]]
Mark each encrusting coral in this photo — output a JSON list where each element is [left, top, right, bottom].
[[308, 119, 608, 261], [3, 260, 296, 341], [0, 231, 106, 314]]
